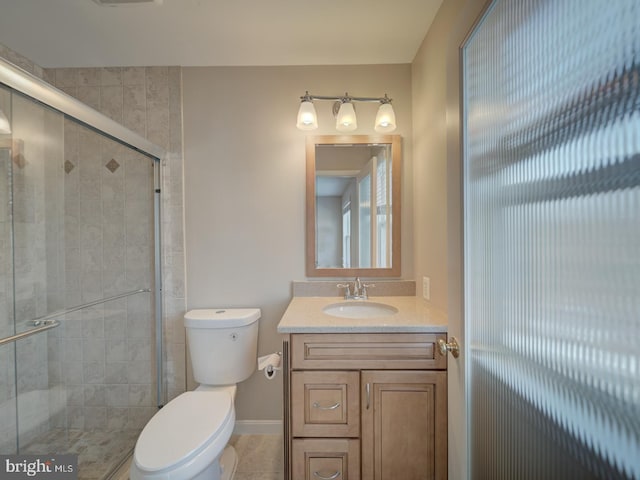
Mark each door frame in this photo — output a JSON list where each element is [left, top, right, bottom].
[[445, 1, 493, 479]]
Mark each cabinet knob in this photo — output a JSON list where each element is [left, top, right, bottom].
[[437, 337, 460, 358]]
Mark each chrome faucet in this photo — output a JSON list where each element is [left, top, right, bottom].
[[337, 277, 375, 300], [354, 277, 362, 296]]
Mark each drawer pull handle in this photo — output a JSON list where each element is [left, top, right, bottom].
[[314, 471, 341, 480], [366, 383, 371, 409], [312, 401, 341, 410]]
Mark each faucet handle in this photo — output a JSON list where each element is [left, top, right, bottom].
[[361, 283, 375, 299], [337, 283, 352, 299]]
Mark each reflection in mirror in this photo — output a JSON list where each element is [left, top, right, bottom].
[[306, 135, 401, 277]]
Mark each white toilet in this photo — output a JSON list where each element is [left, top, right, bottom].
[[130, 308, 261, 480]]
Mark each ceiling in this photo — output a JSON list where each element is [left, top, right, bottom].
[[0, 0, 443, 68]]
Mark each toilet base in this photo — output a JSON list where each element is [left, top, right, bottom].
[[220, 445, 238, 480], [190, 444, 237, 480]]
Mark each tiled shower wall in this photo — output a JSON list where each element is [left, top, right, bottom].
[[51, 123, 157, 432], [42, 65, 187, 403], [0, 44, 187, 436]]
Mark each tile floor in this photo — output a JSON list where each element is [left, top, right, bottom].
[[110, 434, 284, 480], [229, 435, 284, 480], [21, 428, 139, 480]]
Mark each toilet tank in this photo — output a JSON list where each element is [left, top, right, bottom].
[[184, 308, 260, 385]]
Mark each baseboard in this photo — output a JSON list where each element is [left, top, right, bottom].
[[233, 420, 283, 435]]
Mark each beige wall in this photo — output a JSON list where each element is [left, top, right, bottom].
[[411, 1, 489, 477], [182, 64, 413, 421], [412, 2, 463, 314]]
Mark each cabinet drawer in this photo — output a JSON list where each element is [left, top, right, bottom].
[[292, 371, 360, 437], [291, 333, 447, 370], [292, 438, 360, 480]]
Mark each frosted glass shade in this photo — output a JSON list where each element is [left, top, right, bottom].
[[375, 103, 396, 132], [336, 102, 357, 131], [296, 100, 318, 130], [0, 109, 10, 134]]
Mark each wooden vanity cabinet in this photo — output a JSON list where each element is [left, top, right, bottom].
[[284, 333, 448, 480]]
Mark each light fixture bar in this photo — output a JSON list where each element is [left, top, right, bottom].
[[300, 93, 391, 103], [296, 91, 396, 133]]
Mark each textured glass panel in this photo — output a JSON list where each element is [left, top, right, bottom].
[[463, 0, 639, 479]]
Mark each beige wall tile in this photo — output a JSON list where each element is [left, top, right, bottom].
[[55, 68, 78, 87], [122, 107, 147, 138], [146, 105, 170, 150], [101, 67, 122, 86], [100, 85, 123, 122], [105, 385, 128, 407], [78, 68, 101, 86], [145, 67, 169, 106], [123, 67, 146, 86], [123, 84, 146, 110], [129, 384, 155, 407]]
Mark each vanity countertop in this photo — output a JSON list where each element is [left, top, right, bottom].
[[277, 296, 447, 333]]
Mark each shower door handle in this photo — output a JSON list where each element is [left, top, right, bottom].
[[0, 320, 60, 347]]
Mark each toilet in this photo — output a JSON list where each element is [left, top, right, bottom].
[[130, 308, 261, 480]]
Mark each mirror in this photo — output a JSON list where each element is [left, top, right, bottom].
[[306, 135, 401, 277]]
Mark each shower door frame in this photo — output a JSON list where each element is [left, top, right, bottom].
[[0, 56, 167, 407]]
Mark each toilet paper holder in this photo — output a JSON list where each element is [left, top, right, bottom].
[[258, 352, 282, 379]]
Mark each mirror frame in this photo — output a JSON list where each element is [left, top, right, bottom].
[[306, 134, 402, 277]]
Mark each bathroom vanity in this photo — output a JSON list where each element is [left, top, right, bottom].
[[278, 295, 448, 480]]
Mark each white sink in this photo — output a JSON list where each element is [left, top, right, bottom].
[[322, 301, 399, 319]]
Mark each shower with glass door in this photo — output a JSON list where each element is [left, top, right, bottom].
[[0, 58, 164, 479]]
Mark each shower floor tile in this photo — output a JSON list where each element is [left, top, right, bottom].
[[21, 428, 139, 480]]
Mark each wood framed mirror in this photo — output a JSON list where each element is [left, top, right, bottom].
[[306, 134, 401, 277]]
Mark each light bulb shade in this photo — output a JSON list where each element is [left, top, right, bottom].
[[0, 109, 11, 135], [296, 100, 318, 130], [336, 101, 357, 131], [375, 102, 396, 133]]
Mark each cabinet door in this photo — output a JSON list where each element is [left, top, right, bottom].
[[292, 438, 360, 480], [361, 371, 447, 480], [292, 371, 360, 437]]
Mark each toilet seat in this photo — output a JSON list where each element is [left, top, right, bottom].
[[133, 390, 234, 478]]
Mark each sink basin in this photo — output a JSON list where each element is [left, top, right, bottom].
[[322, 301, 398, 319]]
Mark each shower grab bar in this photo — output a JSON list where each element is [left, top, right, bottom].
[[0, 288, 151, 347], [0, 320, 60, 347]]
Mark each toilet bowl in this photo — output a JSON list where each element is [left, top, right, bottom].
[[130, 308, 260, 480], [130, 386, 236, 480]]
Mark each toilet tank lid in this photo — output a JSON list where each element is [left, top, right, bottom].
[[184, 308, 261, 328]]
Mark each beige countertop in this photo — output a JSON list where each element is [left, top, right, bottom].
[[277, 296, 448, 333]]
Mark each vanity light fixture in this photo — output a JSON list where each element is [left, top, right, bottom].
[[374, 95, 397, 133], [335, 97, 357, 132], [0, 108, 11, 134], [296, 91, 396, 133], [296, 92, 318, 130]]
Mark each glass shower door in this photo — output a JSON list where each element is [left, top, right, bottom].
[[0, 85, 17, 454], [0, 82, 160, 479]]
